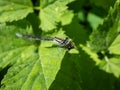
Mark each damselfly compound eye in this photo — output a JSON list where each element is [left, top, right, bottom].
[[67, 41, 74, 50], [16, 33, 74, 50]]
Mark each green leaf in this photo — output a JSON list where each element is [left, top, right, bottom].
[[99, 56, 120, 78], [81, 0, 120, 78], [0, 0, 33, 23], [89, 0, 120, 53], [1, 46, 47, 90], [40, 0, 55, 8], [38, 29, 68, 88], [0, 24, 47, 90], [59, 10, 74, 26], [87, 13, 104, 30], [39, 41, 66, 89], [80, 43, 120, 78], [39, 0, 75, 31], [0, 23, 31, 53], [80, 44, 101, 65], [90, 0, 116, 10], [109, 35, 120, 55]]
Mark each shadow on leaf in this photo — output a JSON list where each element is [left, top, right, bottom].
[[0, 65, 11, 87]]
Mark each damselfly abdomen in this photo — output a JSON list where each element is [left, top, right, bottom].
[[16, 33, 74, 50]]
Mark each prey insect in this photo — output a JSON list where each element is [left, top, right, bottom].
[[16, 33, 74, 50]]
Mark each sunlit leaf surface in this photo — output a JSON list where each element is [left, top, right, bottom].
[[99, 57, 120, 77], [39, 0, 74, 31], [0, 0, 33, 22]]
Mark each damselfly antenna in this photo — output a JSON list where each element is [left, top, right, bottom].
[[16, 33, 74, 50]]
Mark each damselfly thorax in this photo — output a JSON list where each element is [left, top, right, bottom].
[[16, 33, 74, 50]]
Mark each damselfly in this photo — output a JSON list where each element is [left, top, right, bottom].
[[16, 33, 74, 50]]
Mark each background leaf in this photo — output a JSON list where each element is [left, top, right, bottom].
[[0, 0, 33, 23], [90, 0, 116, 11], [109, 35, 120, 55], [99, 56, 120, 77], [82, 0, 120, 78], [89, 0, 120, 53], [39, 0, 74, 31]]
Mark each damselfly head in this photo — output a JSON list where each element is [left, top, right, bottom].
[[53, 37, 74, 50], [60, 37, 74, 50], [66, 41, 74, 50]]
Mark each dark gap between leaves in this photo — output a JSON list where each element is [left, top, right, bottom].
[[0, 65, 11, 87]]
